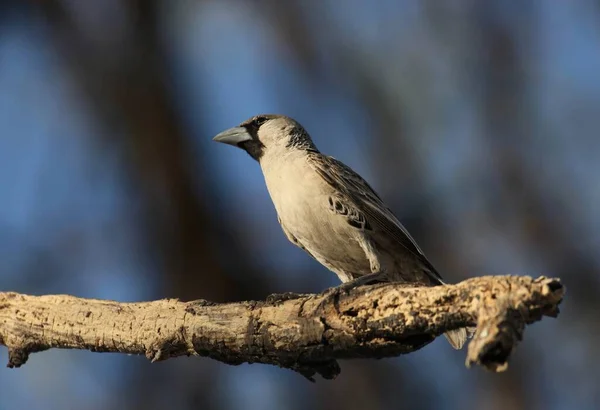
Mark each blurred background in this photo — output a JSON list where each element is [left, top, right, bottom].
[[0, 1, 598, 409]]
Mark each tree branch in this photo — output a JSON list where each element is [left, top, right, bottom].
[[0, 275, 563, 381]]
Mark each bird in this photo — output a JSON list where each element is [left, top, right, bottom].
[[212, 114, 467, 349]]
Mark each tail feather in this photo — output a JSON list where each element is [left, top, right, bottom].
[[426, 274, 470, 350], [444, 328, 468, 350]]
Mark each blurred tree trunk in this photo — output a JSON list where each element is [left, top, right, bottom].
[[33, 1, 273, 409], [36, 0, 270, 303]]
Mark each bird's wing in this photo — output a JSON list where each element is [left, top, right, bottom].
[[307, 153, 444, 282]]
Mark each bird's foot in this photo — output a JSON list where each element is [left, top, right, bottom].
[[185, 299, 217, 315], [266, 291, 306, 305], [311, 272, 388, 314]]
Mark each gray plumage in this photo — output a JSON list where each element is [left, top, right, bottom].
[[213, 114, 467, 349]]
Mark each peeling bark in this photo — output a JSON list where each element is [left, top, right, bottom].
[[0, 275, 563, 381]]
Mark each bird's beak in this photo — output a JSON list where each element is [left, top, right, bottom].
[[212, 126, 252, 147]]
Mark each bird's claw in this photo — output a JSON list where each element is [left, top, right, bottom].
[[311, 273, 389, 314], [311, 286, 345, 314], [266, 291, 306, 304]]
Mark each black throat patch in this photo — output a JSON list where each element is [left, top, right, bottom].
[[239, 140, 265, 161], [238, 120, 265, 161]]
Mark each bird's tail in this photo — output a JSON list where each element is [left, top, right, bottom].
[[444, 328, 468, 350], [417, 264, 472, 349]]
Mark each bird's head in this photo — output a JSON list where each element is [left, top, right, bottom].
[[212, 114, 317, 161]]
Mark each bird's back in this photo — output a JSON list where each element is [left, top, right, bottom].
[[305, 151, 444, 286]]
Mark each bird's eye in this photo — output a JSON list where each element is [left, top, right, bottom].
[[253, 116, 268, 127]]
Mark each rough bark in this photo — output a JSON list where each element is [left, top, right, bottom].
[[0, 275, 563, 381]]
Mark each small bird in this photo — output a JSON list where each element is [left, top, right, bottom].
[[213, 114, 467, 349]]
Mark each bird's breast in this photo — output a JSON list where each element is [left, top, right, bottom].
[[261, 156, 370, 274], [263, 159, 325, 227]]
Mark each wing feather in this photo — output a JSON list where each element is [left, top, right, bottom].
[[308, 153, 443, 282]]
